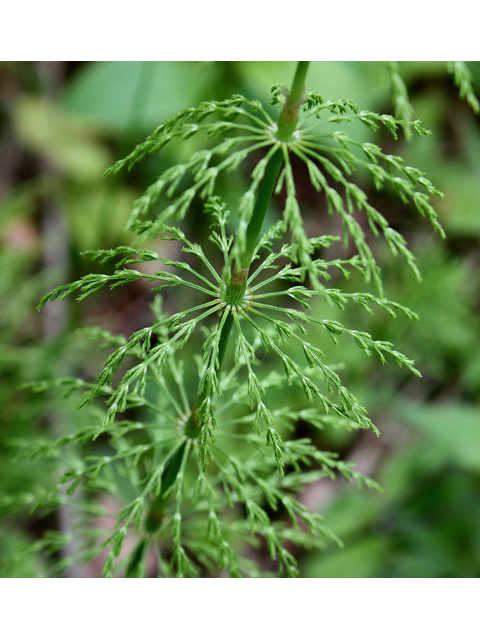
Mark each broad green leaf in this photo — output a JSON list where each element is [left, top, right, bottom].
[[303, 536, 390, 578], [398, 402, 480, 472], [12, 96, 110, 181], [65, 62, 216, 135]]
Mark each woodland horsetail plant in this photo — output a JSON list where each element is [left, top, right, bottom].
[[19, 61, 452, 578]]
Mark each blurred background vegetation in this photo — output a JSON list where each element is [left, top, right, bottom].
[[0, 61, 479, 578]]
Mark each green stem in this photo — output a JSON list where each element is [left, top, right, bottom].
[[146, 62, 310, 531], [217, 313, 234, 368], [242, 62, 309, 266], [277, 61, 309, 141], [240, 150, 284, 269], [191, 61, 309, 427], [144, 442, 186, 532], [289, 61, 309, 106]]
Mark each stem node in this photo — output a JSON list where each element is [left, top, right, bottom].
[[225, 267, 249, 306]]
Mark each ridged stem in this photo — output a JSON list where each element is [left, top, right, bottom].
[[277, 61, 309, 141], [240, 150, 284, 269], [146, 62, 309, 531], [188, 61, 309, 434]]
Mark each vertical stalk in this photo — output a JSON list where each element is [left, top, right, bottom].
[[146, 62, 309, 530], [289, 61, 309, 104], [240, 150, 284, 269], [191, 61, 310, 430], [192, 61, 309, 423], [241, 62, 309, 267], [277, 61, 309, 141]]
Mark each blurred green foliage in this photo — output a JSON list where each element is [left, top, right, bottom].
[[1, 61, 479, 577]]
